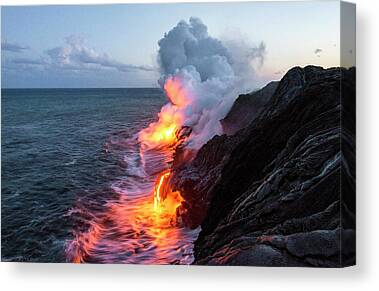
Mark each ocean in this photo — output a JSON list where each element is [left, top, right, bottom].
[[1, 88, 198, 264]]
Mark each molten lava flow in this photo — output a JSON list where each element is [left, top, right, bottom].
[[153, 171, 183, 216], [135, 76, 192, 225], [163, 77, 191, 108], [66, 77, 195, 264], [154, 172, 170, 211], [137, 76, 191, 217], [138, 110, 180, 148], [138, 76, 192, 148]]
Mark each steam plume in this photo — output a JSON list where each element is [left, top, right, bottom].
[[155, 17, 265, 149]]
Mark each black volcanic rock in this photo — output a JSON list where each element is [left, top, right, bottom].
[[172, 66, 356, 267], [221, 81, 278, 135], [172, 132, 245, 228]]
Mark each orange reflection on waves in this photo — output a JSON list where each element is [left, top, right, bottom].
[[67, 76, 194, 264], [67, 186, 186, 264]]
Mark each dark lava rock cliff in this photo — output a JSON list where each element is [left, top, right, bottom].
[[221, 81, 278, 135], [172, 66, 356, 267]]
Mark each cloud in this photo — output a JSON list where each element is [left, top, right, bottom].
[[1, 41, 30, 53], [314, 48, 323, 57], [158, 17, 232, 83], [248, 42, 266, 66], [222, 36, 266, 91], [2, 35, 158, 88], [152, 17, 266, 149], [45, 35, 154, 72], [3, 35, 155, 76]]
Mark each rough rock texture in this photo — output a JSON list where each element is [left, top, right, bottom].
[[221, 81, 278, 135], [172, 66, 356, 267]]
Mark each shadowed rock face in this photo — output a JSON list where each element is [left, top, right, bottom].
[[172, 66, 356, 267], [221, 81, 278, 135]]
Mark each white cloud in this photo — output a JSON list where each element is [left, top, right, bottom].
[[45, 35, 154, 72], [4, 35, 155, 74], [153, 17, 266, 148]]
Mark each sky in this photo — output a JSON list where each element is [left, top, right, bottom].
[[1, 1, 341, 88]]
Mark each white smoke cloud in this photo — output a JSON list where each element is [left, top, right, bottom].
[[157, 17, 266, 149], [222, 36, 266, 92], [158, 18, 232, 84]]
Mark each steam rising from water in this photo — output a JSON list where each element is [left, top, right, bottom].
[[157, 17, 265, 149], [66, 17, 265, 264]]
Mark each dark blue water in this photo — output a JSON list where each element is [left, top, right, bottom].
[[1, 88, 180, 262]]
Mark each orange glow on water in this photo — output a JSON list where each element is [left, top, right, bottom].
[[66, 76, 195, 264], [66, 188, 189, 264], [66, 167, 187, 264], [142, 77, 188, 217]]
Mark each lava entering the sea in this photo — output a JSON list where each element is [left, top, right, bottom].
[[138, 76, 190, 149], [138, 76, 191, 219], [153, 171, 183, 215]]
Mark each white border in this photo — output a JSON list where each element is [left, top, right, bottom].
[[2, 0, 379, 290]]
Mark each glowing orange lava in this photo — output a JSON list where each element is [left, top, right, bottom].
[[138, 76, 189, 217], [138, 112, 180, 147], [66, 76, 194, 264], [67, 186, 186, 264], [154, 172, 170, 211], [138, 76, 191, 148], [163, 77, 191, 108], [153, 171, 183, 215]]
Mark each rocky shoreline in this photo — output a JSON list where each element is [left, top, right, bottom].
[[172, 66, 356, 267]]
